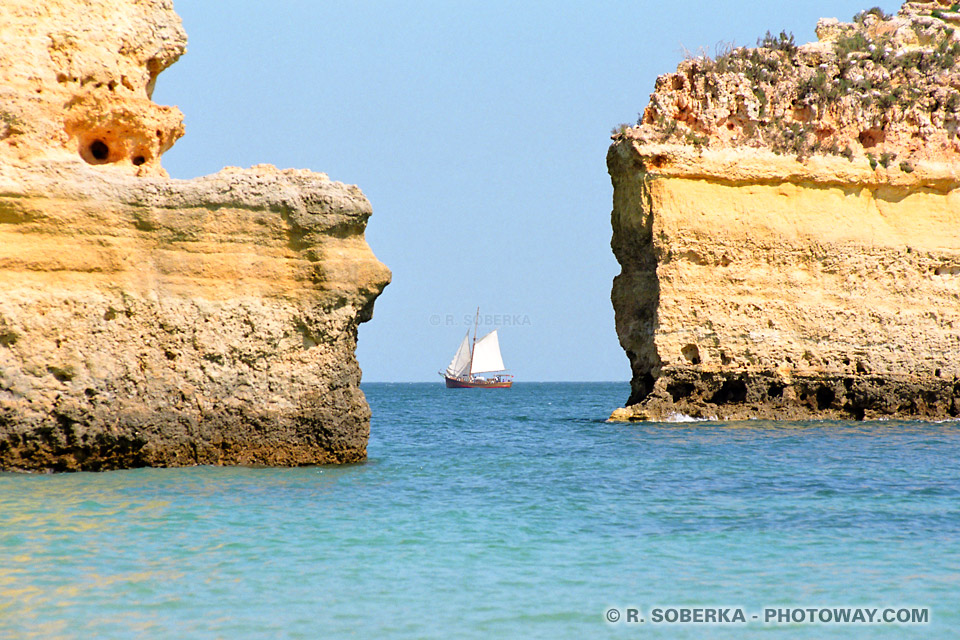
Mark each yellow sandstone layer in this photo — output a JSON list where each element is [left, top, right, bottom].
[[609, 143, 960, 421]]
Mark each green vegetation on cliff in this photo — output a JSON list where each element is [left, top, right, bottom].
[[621, 2, 960, 167]]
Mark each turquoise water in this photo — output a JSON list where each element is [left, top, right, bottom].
[[2, 382, 958, 638]]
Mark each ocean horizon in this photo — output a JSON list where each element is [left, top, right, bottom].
[[2, 382, 956, 638]]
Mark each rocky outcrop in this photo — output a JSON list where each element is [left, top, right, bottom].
[[0, 1, 390, 470], [0, 0, 185, 176], [628, 1, 960, 168], [609, 1, 960, 421]]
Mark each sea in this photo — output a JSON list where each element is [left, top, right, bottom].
[[1, 382, 958, 639]]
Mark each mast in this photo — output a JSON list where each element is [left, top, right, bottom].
[[468, 306, 479, 379]]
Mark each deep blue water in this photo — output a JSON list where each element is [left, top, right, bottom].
[[1, 382, 958, 638]]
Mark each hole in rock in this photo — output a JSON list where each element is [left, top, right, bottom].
[[667, 381, 696, 402], [650, 154, 669, 169], [858, 128, 885, 148], [710, 378, 748, 405], [846, 404, 866, 421], [132, 155, 146, 166], [681, 344, 701, 365], [816, 386, 835, 410], [90, 140, 109, 161], [641, 372, 655, 395]]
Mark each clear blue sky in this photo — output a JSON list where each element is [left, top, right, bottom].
[[155, 0, 900, 382]]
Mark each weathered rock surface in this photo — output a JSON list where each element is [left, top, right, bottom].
[[609, 1, 960, 421], [0, 0, 185, 176], [0, 1, 390, 470]]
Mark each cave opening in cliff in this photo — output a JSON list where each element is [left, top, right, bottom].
[[816, 386, 835, 410], [89, 140, 109, 161], [667, 380, 696, 401], [858, 128, 885, 148], [710, 377, 748, 405], [132, 155, 146, 166], [681, 344, 701, 365]]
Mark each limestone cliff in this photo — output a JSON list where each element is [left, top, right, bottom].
[[0, 0, 185, 176], [0, 0, 390, 470], [609, 1, 960, 421]]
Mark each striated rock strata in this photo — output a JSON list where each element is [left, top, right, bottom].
[[0, 0, 390, 470], [609, 1, 960, 421]]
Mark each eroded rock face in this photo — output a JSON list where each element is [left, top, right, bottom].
[[609, 1, 960, 421], [0, 0, 185, 176], [0, 1, 390, 470]]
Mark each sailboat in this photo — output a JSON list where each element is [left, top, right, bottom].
[[440, 309, 513, 388]]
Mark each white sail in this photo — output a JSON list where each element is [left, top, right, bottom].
[[446, 332, 472, 378], [470, 330, 505, 374]]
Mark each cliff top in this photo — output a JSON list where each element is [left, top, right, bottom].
[[0, 0, 186, 177], [614, 1, 960, 171]]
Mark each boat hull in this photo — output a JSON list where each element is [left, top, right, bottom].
[[444, 376, 512, 389]]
